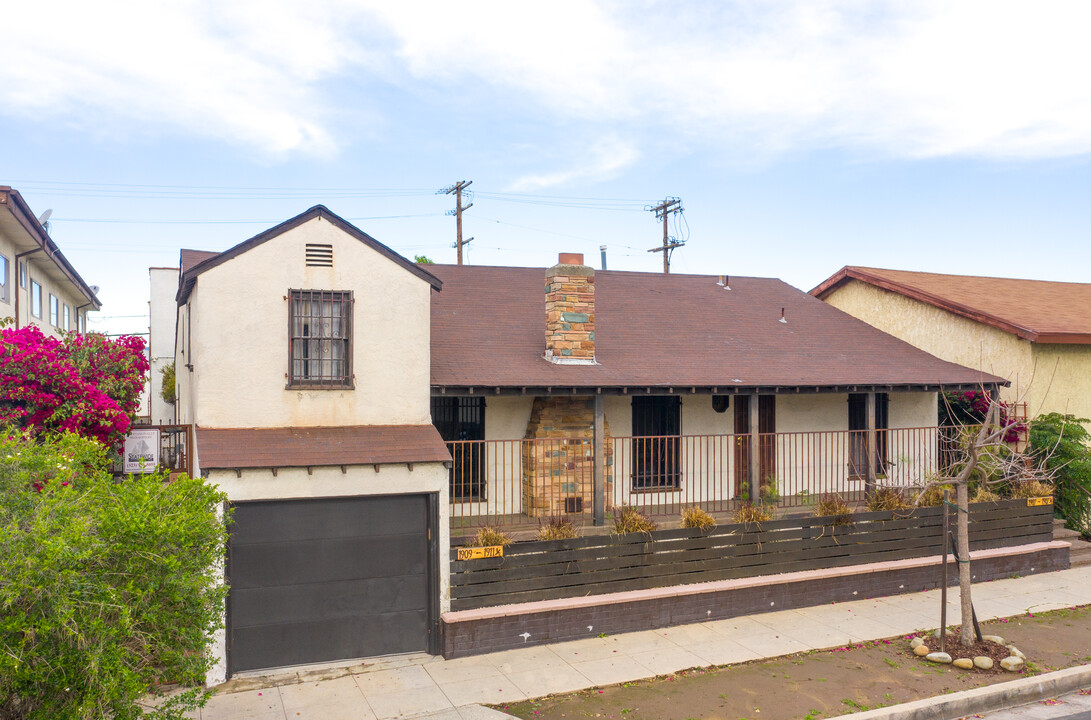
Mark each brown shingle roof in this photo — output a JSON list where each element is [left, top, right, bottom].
[[180, 249, 220, 275], [196, 425, 450, 470], [811, 267, 1091, 344], [427, 264, 1004, 391]]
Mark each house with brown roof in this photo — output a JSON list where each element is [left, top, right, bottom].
[[171, 209, 1006, 679], [811, 267, 1091, 426], [427, 256, 1003, 530], [173, 206, 451, 681]]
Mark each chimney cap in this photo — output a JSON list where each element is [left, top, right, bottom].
[[557, 252, 585, 266]]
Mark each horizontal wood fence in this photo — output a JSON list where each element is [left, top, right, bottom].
[[449, 499, 1054, 611]]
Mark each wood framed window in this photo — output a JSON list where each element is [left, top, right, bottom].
[[431, 397, 486, 501], [848, 393, 889, 478], [49, 294, 59, 327], [631, 396, 681, 490], [30, 280, 42, 318], [288, 289, 352, 388]]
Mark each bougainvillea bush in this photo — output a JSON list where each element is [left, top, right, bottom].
[[0, 430, 229, 720], [940, 390, 1023, 442], [0, 327, 149, 448]]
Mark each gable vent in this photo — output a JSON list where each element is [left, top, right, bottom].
[[305, 243, 334, 267]]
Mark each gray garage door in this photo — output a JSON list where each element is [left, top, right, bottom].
[[227, 494, 433, 674]]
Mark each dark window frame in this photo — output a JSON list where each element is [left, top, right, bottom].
[[431, 397, 486, 502], [631, 396, 682, 491], [287, 289, 353, 389], [848, 393, 889, 478]]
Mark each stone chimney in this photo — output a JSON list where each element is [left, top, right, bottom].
[[544, 252, 595, 364]]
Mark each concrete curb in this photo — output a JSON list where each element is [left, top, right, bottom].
[[839, 664, 1091, 720]]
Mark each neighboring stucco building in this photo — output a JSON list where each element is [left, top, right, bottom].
[[0, 186, 101, 335], [174, 206, 450, 681], [145, 267, 178, 424], [811, 267, 1091, 425]]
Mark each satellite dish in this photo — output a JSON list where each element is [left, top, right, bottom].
[[90, 285, 100, 295], [38, 209, 53, 226]]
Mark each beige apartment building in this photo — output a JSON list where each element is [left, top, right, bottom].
[[0, 187, 101, 335]]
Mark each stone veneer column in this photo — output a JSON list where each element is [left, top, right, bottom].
[[522, 397, 612, 518], [544, 253, 595, 363]]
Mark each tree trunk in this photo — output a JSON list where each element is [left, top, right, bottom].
[[957, 480, 973, 646]]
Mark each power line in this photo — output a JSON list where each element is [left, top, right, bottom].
[[51, 213, 444, 225], [439, 180, 473, 265]]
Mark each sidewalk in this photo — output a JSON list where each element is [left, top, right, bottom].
[[195, 565, 1091, 720]]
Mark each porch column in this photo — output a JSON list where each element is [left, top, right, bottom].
[[593, 394, 606, 526], [865, 391, 877, 499], [749, 393, 760, 503]]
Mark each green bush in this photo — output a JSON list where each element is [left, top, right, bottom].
[[1027, 413, 1091, 535], [0, 430, 229, 719]]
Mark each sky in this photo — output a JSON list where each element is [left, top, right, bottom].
[[2, 0, 1090, 337]]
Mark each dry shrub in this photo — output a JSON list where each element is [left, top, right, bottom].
[[681, 506, 716, 530], [537, 515, 579, 541], [866, 486, 911, 512], [916, 484, 952, 507], [1009, 480, 1054, 499], [971, 485, 1001, 503], [471, 526, 513, 547], [733, 502, 773, 523], [612, 505, 658, 534], [814, 493, 854, 525]]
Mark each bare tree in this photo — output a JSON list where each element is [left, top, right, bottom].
[[928, 394, 1056, 647]]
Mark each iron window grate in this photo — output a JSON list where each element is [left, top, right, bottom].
[[288, 289, 352, 388]]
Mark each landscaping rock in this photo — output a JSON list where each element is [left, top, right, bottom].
[[953, 658, 974, 669], [974, 656, 994, 670], [926, 652, 953, 664], [982, 635, 1006, 645], [1000, 656, 1024, 672], [1008, 646, 1026, 659], [910, 638, 925, 649], [914, 644, 931, 656]]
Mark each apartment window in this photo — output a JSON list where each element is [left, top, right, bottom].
[[631, 396, 681, 490], [0, 254, 8, 303], [63, 305, 71, 331], [30, 281, 42, 318], [49, 294, 59, 327], [77, 313, 85, 334], [288, 289, 352, 387]]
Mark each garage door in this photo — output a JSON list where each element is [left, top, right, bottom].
[[227, 494, 434, 674]]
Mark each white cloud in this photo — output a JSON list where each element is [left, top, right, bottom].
[[3, 0, 1091, 161], [508, 137, 640, 190]]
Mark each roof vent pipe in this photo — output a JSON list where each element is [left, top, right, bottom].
[[779, 307, 787, 323], [600, 245, 607, 270], [717, 275, 731, 290]]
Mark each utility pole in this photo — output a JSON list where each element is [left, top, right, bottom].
[[646, 196, 684, 273], [439, 180, 473, 265]]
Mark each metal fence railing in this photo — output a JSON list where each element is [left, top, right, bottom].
[[446, 427, 946, 529]]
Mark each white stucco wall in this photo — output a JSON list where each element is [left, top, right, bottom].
[[186, 216, 433, 428], [147, 268, 178, 424], [204, 461, 450, 685]]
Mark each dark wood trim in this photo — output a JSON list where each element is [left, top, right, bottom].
[[431, 382, 1004, 397]]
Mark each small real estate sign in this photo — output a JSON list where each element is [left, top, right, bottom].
[[123, 428, 160, 474]]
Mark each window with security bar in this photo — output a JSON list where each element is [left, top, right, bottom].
[[288, 289, 353, 388]]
